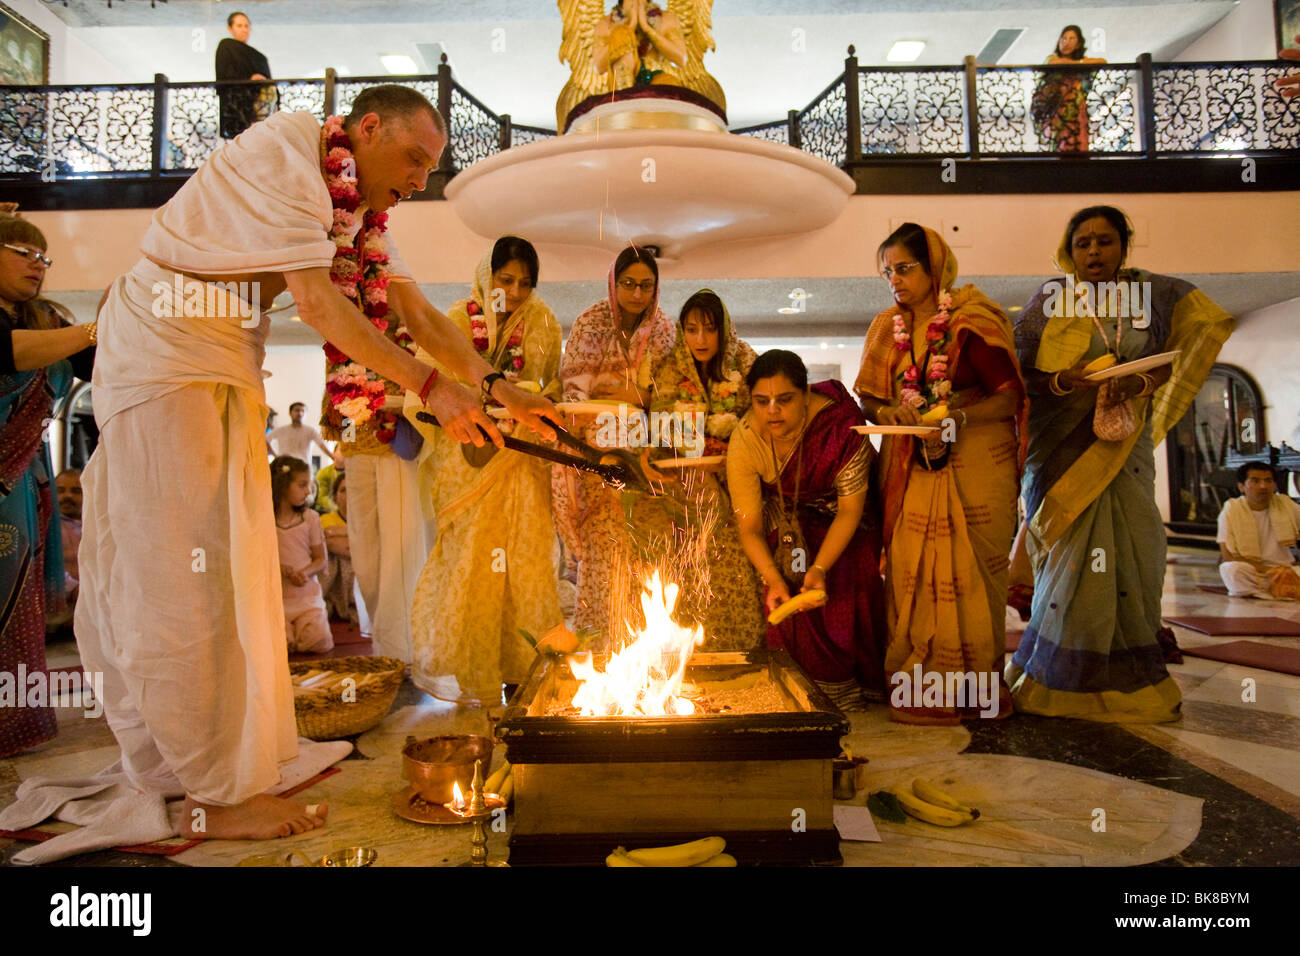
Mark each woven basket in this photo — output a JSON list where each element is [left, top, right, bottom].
[[290, 656, 406, 740]]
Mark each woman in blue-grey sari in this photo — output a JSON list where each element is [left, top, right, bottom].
[[1008, 205, 1232, 722], [0, 212, 95, 757]]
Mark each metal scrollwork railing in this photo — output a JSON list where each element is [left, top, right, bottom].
[[1153, 63, 1300, 152], [859, 67, 965, 155], [448, 83, 504, 170], [509, 124, 556, 148], [733, 120, 789, 145], [975, 65, 1138, 154], [797, 77, 848, 166], [335, 77, 437, 122], [1, 84, 154, 175]]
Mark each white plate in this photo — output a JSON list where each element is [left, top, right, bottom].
[[852, 425, 940, 436], [556, 401, 639, 416], [651, 456, 726, 469], [1084, 350, 1181, 382]]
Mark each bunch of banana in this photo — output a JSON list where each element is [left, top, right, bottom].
[[767, 589, 826, 626], [893, 778, 981, 827], [605, 836, 735, 867], [1082, 353, 1117, 375], [484, 760, 513, 806]]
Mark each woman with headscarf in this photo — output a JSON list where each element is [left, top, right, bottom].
[[856, 223, 1027, 725], [553, 246, 677, 642], [0, 212, 95, 757], [404, 236, 564, 704], [647, 289, 764, 650], [728, 350, 885, 710], [1008, 205, 1232, 722]]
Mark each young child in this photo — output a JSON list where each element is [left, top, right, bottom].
[[272, 455, 334, 653]]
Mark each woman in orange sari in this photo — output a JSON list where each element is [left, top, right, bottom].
[[856, 223, 1027, 724]]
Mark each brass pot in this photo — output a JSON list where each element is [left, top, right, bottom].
[[402, 734, 495, 803]]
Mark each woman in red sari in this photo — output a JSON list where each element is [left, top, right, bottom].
[[726, 350, 885, 710]]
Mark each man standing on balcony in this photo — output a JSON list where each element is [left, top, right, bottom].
[[0, 85, 558, 858], [215, 11, 275, 139]]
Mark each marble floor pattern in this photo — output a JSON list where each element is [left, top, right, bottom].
[[2, 546, 1298, 867]]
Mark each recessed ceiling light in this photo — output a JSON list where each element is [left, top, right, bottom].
[[887, 41, 925, 62], [380, 54, 419, 75]]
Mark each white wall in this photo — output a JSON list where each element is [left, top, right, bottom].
[[1215, 295, 1300, 445], [263, 343, 327, 437], [4, 0, 126, 83], [1176, 0, 1280, 60]]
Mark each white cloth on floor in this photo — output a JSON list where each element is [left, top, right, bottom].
[[0, 740, 351, 865], [345, 452, 430, 662]]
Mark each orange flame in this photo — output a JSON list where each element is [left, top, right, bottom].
[[450, 780, 466, 809], [567, 570, 703, 717]]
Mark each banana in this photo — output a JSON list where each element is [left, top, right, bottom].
[[920, 403, 950, 425], [767, 589, 826, 626], [498, 773, 515, 805], [893, 787, 972, 827], [693, 852, 738, 867], [1083, 354, 1117, 375], [605, 847, 648, 867], [516, 381, 541, 393], [911, 778, 980, 821], [484, 761, 511, 795], [624, 836, 727, 867]]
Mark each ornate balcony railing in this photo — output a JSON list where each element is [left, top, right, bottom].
[[2, 49, 1296, 190]]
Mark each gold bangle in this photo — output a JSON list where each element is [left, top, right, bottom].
[[1136, 372, 1155, 398], [1048, 371, 1072, 396], [84, 321, 97, 345]]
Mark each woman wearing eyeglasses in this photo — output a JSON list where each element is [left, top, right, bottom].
[[856, 223, 1026, 725], [553, 245, 677, 641], [0, 212, 95, 757]]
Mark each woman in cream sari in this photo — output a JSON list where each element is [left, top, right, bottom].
[[856, 223, 1027, 725], [406, 237, 563, 704], [1009, 206, 1232, 722]]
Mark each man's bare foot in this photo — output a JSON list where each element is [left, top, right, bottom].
[[181, 794, 328, 840]]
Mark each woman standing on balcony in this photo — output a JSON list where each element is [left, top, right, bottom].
[[215, 11, 276, 139], [1008, 205, 1233, 722], [405, 236, 565, 704], [1033, 25, 1106, 152], [0, 211, 95, 757], [856, 223, 1026, 724], [647, 289, 764, 650], [553, 246, 676, 642]]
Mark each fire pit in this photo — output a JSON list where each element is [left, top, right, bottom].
[[497, 649, 848, 866]]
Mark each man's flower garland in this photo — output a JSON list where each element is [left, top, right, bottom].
[[895, 291, 954, 409], [320, 114, 415, 444], [467, 300, 525, 380]]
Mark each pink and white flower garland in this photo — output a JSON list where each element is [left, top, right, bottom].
[[467, 300, 525, 381], [894, 291, 954, 409], [320, 114, 415, 445]]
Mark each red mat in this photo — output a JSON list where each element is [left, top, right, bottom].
[[1196, 584, 1230, 595], [1181, 641, 1300, 677], [1162, 615, 1300, 636], [289, 620, 372, 663], [1006, 630, 1024, 652], [0, 767, 341, 857]]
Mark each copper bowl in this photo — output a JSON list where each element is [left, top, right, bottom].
[[401, 734, 495, 803]]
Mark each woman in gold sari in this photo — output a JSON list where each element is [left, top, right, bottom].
[[856, 224, 1027, 724], [405, 236, 563, 704]]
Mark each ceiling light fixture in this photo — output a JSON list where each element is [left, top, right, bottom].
[[380, 55, 419, 75], [887, 41, 925, 62]]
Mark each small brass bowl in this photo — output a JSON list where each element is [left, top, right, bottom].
[[402, 734, 495, 804], [320, 846, 378, 867]]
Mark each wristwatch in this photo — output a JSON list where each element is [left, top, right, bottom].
[[481, 371, 506, 401]]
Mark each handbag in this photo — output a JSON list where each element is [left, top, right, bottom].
[[770, 435, 807, 589], [1087, 307, 1140, 443], [389, 415, 425, 461]]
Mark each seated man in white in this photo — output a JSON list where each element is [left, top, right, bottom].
[[1217, 461, 1300, 599]]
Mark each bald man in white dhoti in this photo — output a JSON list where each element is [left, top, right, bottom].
[[67, 86, 558, 841]]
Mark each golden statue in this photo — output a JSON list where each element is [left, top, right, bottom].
[[557, 0, 726, 131]]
